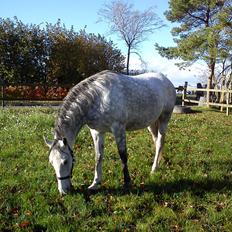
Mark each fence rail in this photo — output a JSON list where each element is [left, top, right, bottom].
[[182, 82, 232, 116]]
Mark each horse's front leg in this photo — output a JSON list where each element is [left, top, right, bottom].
[[88, 129, 104, 190], [111, 123, 131, 187]]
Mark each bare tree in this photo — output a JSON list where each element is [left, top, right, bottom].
[[98, 0, 164, 74]]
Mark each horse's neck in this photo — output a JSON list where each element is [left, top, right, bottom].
[[55, 81, 99, 146], [55, 113, 84, 148]]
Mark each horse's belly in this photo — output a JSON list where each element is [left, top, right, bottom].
[[125, 109, 161, 131], [125, 121, 152, 131]]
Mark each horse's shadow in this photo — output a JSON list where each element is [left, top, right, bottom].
[[71, 177, 232, 202]]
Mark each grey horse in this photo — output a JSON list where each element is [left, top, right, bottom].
[[44, 70, 176, 194]]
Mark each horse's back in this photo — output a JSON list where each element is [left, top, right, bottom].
[[135, 72, 176, 113], [89, 71, 176, 131], [112, 72, 176, 113]]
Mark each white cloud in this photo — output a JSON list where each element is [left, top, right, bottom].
[[129, 54, 207, 87]]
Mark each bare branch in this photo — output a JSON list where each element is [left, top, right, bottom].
[[98, 0, 164, 74]]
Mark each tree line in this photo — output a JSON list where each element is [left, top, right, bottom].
[[156, 0, 232, 89], [0, 17, 125, 85]]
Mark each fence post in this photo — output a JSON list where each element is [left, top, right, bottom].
[[226, 90, 229, 116], [182, 82, 188, 106], [1, 83, 5, 108], [206, 86, 210, 108], [220, 89, 224, 112]]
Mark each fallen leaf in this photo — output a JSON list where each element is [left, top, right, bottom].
[[140, 182, 145, 188], [19, 220, 31, 228], [25, 211, 32, 216], [10, 207, 20, 217]]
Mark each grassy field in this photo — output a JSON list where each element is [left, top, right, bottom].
[[1, 107, 232, 231]]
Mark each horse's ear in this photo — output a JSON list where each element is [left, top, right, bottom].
[[43, 136, 53, 148], [54, 128, 64, 140], [57, 138, 67, 149], [54, 129, 60, 140]]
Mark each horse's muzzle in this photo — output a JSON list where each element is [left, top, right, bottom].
[[59, 184, 74, 195]]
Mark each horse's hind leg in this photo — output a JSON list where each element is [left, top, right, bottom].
[[148, 120, 158, 144], [149, 113, 171, 174], [111, 123, 131, 187], [88, 129, 104, 190], [148, 121, 162, 173]]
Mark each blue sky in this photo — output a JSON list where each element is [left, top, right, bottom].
[[0, 0, 202, 85]]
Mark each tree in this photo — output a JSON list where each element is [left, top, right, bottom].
[[156, 0, 232, 89], [98, 0, 163, 74], [73, 30, 125, 80], [0, 18, 125, 85], [48, 29, 125, 84], [45, 20, 81, 84], [216, 5, 232, 85], [0, 17, 48, 84]]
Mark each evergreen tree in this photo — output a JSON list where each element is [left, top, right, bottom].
[[156, 0, 232, 88]]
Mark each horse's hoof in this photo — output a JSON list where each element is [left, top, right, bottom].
[[88, 185, 97, 190], [123, 181, 132, 189], [150, 170, 155, 175], [88, 183, 100, 190]]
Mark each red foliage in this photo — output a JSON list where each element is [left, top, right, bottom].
[[4, 85, 70, 100]]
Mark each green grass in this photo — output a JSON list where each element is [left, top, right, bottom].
[[1, 107, 232, 231]]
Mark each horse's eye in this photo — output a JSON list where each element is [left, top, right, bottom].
[[63, 160, 68, 165]]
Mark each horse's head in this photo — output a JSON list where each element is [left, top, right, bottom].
[[44, 137, 75, 195]]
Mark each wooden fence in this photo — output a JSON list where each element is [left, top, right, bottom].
[[1, 82, 232, 116], [181, 82, 232, 116]]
